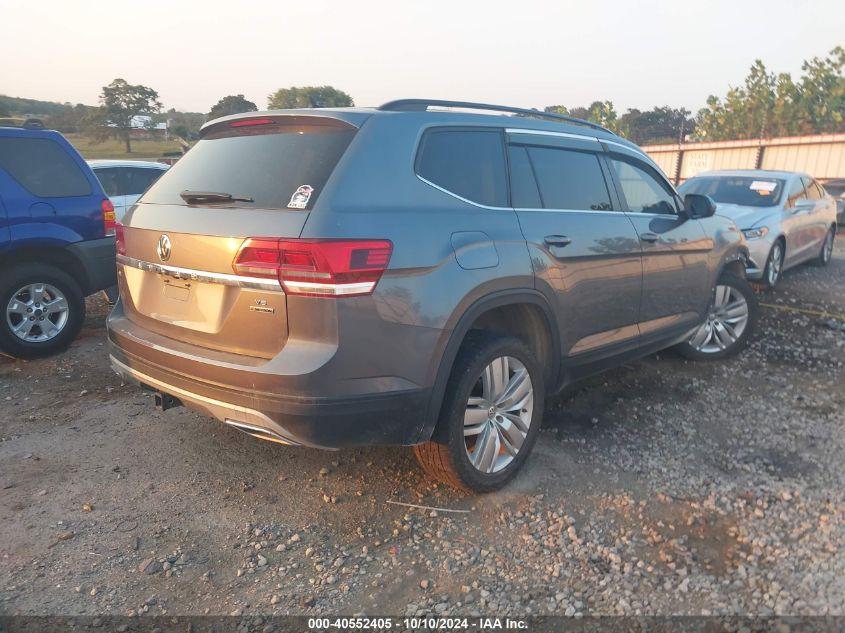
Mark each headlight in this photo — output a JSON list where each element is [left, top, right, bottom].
[[742, 227, 769, 240]]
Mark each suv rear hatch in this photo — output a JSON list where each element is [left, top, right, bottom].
[[116, 115, 357, 359]]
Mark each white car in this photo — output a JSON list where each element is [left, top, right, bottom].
[[88, 160, 169, 221], [679, 170, 837, 288]]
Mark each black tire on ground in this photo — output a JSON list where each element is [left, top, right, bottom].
[[675, 271, 758, 362], [413, 332, 544, 493], [812, 226, 835, 267], [0, 263, 85, 359], [762, 239, 785, 289]]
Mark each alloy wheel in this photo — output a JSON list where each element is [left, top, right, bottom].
[[463, 355, 534, 474], [5, 283, 70, 343], [688, 284, 750, 354], [767, 243, 783, 286]]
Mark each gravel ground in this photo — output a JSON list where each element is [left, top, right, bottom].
[[1, 240, 843, 618]]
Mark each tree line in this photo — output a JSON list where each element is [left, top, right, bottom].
[[546, 46, 844, 144], [2, 45, 841, 151]]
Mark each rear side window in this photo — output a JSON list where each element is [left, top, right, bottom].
[[416, 129, 508, 207], [526, 146, 612, 211], [0, 137, 91, 197], [142, 119, 356, 210], [508, 146, 541, 208], [126, 167, 165, 195], [94, 168, 125, 197]]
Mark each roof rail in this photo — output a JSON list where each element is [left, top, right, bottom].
[[378, 99, 615, 135]]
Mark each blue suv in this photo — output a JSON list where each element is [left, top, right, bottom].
[[0, 124, 117, 358]]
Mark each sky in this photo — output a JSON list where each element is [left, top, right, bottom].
[[1, 0, 844, 114]]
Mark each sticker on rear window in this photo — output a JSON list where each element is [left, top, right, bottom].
[[749, 180, 777, 192], [288, 185, 314, 209]]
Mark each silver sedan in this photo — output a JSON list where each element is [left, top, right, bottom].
[[679, 170, 838, 288]]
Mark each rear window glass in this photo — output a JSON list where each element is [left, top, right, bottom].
[[141, 120, 356, 210], [679, 176, 784, 208], [0, 137, 91, 197], [416, 129, 508, 207]]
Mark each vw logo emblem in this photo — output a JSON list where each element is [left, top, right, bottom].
[[157, 234, 172, 262]]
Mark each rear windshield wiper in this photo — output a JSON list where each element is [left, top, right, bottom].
[[180, 190, 254, 204]]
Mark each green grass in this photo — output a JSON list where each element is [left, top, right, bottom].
[[66, 133, 182, 160]]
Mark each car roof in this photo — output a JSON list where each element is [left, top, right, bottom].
[[203, 106, 636, 149], [694, 169, 806, 180], [0, 125, 65, 140], [87, 159, 169, 169]]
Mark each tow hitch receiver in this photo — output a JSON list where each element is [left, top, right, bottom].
[[154, 391, 182, 411]]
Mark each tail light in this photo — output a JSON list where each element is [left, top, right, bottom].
[[233, 238, 393, 297], [102, 199, 116, 236], [115, 222, 126, 256]]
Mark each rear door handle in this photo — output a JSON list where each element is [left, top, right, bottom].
[[639, 232, 660, 243], [544, 235, 572, 247]]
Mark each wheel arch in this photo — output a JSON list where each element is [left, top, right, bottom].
[[0, 246, 90, 294], [416, 290, 560, 444]]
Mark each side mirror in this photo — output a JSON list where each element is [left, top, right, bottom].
[[683, 193, 717, 219], [792, 199, 814, 212]]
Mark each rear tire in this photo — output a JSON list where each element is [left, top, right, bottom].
[[812, 227, 835, 267], [675, 272, 757, 361], [0, 263, 85, 359], [413, 332, 544, 493]]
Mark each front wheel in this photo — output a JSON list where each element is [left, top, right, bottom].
[[675, 272, 757, 361], [413, 333, 544, 492], [762, 240, 784, 288]]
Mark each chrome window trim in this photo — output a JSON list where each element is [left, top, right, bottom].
[[505, 128, 597, 143], [416, 129, 668, 216], [116, 254, 283, 291], [505, 128, 652, 162], [417, 175, 673, 217], [416, 174, 509, 211]]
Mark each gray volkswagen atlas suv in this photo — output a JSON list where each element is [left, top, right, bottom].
[[107, 99, 756, 492]]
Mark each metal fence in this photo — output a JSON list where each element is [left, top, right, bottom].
[[642, 133, 845, 185]]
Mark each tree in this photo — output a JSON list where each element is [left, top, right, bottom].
[[695, 47, 845, 140], [797, 46, 845, 134], [89, 78, 162, 153], [267, 86, 353, 109], [619, 106, 693, 145], [208, 94, 257, 120], [543, 101, 620, 132]]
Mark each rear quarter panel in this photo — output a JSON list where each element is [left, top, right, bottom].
[[300, 114, 534, 396]]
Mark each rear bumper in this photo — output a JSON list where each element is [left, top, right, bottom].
[[108, 341, 429, 450], [67, 237, 117, 294]]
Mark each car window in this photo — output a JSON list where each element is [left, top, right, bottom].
[[786, 178, 805, 208], [94, 168, 126, 197], [802, 177, 822, 200], [609, 158, 677, 214], [144, 119, 356, 210], [525, 146, 612, 211], [416, 129, 508, 207], [0, 137, 91, 197], [126, 167, 166, 196], [679, 176, 783, 208], [507, 146, 541, 208]]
